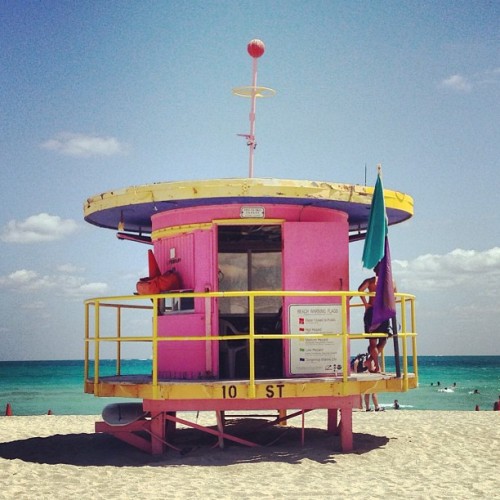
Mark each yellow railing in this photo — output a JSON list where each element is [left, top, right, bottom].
[[84, 290, 418, 397]]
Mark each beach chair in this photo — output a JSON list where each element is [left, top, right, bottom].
[[219, 319, 248, 379]]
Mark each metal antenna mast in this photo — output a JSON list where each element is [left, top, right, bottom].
[[232, 39, 275, 178]]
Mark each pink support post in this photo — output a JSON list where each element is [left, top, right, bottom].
[[339, 408, 353, 452], [150, 411, 166, 455], [216, 411, 225, 449], [301, 410, 305, 445], [327, 408, 340, 435]]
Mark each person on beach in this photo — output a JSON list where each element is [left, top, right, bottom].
[[393, 399, 400, 410], [351, 354, 384, 411], [364, 393, 384, 412], [358, 265, 396, 372], [350, 353, 371, 373]]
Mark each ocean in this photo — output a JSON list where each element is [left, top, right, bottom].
[[1, 356, 499, 416]]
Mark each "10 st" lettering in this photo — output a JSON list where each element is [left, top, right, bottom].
[[221, 384, 285, 399]]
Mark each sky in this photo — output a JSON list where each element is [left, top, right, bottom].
[[0, 1, 499, 360]]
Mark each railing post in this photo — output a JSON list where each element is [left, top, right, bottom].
[[205, 295, 212, 374], [116, 305, 122, 376], [411, 297, 419, 382], [152, 297, 159, 399], [94, 301, 100, 395], [400, 296, 408, 390], [84, 301, 89, 383], [248, 293, 256, 398], [341, 292, 349, 386]]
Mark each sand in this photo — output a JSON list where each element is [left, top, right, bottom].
[[0, 410, 498, 499]]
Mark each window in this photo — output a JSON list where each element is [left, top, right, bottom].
[[218, 225, 282, 314]]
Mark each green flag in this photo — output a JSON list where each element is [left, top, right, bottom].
[[362, 172, 388, 269]]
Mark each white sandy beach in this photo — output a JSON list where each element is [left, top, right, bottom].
[[0, 410, 498, 499]]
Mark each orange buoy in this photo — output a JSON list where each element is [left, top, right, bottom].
[[5, 403, 12, 416]]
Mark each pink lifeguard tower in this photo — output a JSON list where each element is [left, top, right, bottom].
[[83, 40, 418, 455]]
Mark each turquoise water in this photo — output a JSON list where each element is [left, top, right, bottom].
[[0, 357, 499, 416], [0, 359, 151, 416], [380, 355, 500, 411]]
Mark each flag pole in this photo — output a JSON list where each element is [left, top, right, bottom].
[[379, 167, 401, 377], [379, 166, 401, 378]]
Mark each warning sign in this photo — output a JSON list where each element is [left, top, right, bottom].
[[289, 304, 343, 375]]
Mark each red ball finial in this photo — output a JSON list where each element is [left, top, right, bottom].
[[247, 39, 265, 58]]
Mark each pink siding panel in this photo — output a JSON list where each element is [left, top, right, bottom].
[[154, 227, 219, 377], [157, 314, 215, 379], [282, 220, 350, 377], [282, 221, 349, 292], [154, 233, 195, 289]]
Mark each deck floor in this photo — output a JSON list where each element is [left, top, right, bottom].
[[87, 371, 404, 385]]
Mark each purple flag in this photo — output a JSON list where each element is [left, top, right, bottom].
[[370, 236, 396, 331]]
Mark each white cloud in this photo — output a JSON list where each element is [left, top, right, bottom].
[[0, 269, 52, 291], [440, 74, 472, 92], [440, 68, 500, 92], [1, 213, 78, 243], [58, 263, 84, 274], [2, 269, 39, 285], [78, 282, 109, 295], [394, 247, 500, 291], [40, 132, 129, 158], [0, 267, 108, 297]]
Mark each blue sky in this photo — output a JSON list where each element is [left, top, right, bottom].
[[0, 1, 498, 360]]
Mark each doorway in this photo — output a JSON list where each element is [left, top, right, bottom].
[[217, 224, 283, 378]]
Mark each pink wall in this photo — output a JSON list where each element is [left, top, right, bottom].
[[152, 204, 342, 231], [282, 221, 348, 292], [153, 229, 216, 296], [282, 219, 349, 376], [154, 227, 218, 378], [157, 314, 213, 379], [150, 203, 351, 380]]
